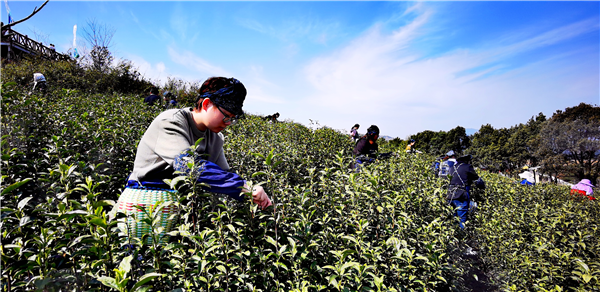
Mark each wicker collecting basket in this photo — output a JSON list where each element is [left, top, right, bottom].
[[116, 187, 179, 245]]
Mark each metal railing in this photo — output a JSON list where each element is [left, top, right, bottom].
[[1, 27, 71, 61]]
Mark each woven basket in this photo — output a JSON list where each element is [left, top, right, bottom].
[[116, 187, 179, 245]]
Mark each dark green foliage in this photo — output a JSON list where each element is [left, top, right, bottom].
[[551, 102, 600, 123], [408, 126, 470, 157], [1, 57, 153, 95], [537, 118, 600, 185]]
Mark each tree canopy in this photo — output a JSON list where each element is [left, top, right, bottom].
[[408, 104, 598, 185]]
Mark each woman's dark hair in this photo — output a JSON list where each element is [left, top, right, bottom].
[[194, 77, 238, 109], [366, 125, 379, 138]]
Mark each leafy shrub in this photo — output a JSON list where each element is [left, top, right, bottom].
[[1, 57, 153, 95], [472, 174, 600, 291]]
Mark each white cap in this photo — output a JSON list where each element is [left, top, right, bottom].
[[33, 73, 46, 83]]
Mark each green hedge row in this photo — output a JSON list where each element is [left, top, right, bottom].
[[473, 173, 600, 291]]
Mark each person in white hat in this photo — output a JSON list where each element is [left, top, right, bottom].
[[32, 73, 47, 93], [519, 166, 535, 185]]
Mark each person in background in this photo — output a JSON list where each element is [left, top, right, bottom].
[[438, 150, 457, 179], [163, 91, 178, 109], [263, 112, 280, 123], [405, 139, 421, 153], [352, 125, 393, 170], [350, 124, 360, 143], [446, 154, 485, 229], [144, 87, 161, 106], [519, 166, 536, 186], [123, 76, 272, 209], [570, 179, 596, 200], [31, 73, 47, 93]]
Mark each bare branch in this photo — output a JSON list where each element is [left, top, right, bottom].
[[1, 0, 50, 30]]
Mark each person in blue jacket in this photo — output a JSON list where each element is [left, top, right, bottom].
[[144, 87, 162, 106], [446, 154, 485, 229], [127, 77, 272, 208]]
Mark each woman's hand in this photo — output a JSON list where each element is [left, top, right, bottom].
[[250, 185, 272, 209]]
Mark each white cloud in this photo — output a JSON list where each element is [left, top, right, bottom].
[[299, 6, 598, 138], [168, 47, 230, 77], [125, 54, 167, 84], [170, 3, 200, 44], [237, 15, 340, 45], [243, 65, 286, 104]]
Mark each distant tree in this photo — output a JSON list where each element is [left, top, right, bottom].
[[388, 137, 405, 151], [410, 130, 437, 154], [82, 19, 116, 72], [429, 131, 447, 156], [445, 126, 470, 155], [551, 102, 600, 123], [508, 112, 546, 168], [468, 124, 513, 171], [536, 104, 600, 185]]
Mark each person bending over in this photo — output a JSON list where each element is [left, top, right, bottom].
[[126, 77, 272, 208]]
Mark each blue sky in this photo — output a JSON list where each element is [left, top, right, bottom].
[[3, 1, 599, 138]]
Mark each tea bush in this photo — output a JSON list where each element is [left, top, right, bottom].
[[471, 173, 600, 291], [2, 80, 599, 291]]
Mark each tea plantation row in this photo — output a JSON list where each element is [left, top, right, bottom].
[[1, 83, 599, 291]]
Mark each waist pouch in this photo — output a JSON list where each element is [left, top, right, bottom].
[[447, 185, 469, 201]]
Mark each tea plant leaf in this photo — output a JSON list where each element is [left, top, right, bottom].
[[93, 200, 115, 208], [216, 265, 227, 274], [34, 278, 52, 290], [66, 210, 88, 215], [98, 276, 119, 290], [582, 274, 592, 283], [252, 153, 265, 159], [2, 178, 32, 195], [275, 262, 289, 271], [119, 255, 133, 274], [131, 272, 163, 291], [341, 262, 359, 275], [17, 196, 33, 210], [19, 216, 31, 227], [68, 235, 92, 247], [251, 171, 268, 178], [266, 236, 277, 248], [89, 217, 108, 229]]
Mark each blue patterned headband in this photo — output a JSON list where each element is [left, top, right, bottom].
[[199, 78, 246, 116]]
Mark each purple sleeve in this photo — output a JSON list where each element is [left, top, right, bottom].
[[173, 153, 246, 201]]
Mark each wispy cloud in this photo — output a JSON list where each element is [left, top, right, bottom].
[[482, 17, 599, 64], [129, 11, 162, 41], [299, 4, 598, 137], [125, 54, 167, 84], [237, 15, 340, 45], [170, 3, 200, 44], [243, 65, 286, 104], [168, 47, 230, 77]]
